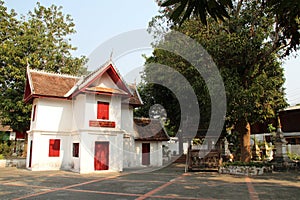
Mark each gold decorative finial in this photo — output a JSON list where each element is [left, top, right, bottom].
[[109, 49, 114, 61]]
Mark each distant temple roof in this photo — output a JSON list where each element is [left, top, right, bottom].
[[134, 118, 169, 141]]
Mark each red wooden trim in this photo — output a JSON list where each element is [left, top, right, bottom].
[[89, 120, 116, 128], [107, 66, 130, 93], [71, 64, 131, 98], [84, 90, 130, 97], [25, 94, 70, 103], [71, 64, 111, 98]]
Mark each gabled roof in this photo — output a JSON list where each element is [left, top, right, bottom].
[[134, 118, 170, 141], [70, 61, 132, 98], [24, 61, 143, 107]]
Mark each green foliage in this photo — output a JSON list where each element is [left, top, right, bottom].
[[267, 123, 276, 133], [160, 0, 233, 25], [143, 1, 287, 137], [287, 152, 300, 161], [0, 141, 13, 158], [144, 1, 288, 162], [0, 154, 4, 159], [0, 1, 87, 132], [158, 0, 300, 56]]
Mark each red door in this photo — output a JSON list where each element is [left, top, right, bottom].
[[94, 142, 109, 170], [142, 143, 150, 165], [29, 140, 33, 168]]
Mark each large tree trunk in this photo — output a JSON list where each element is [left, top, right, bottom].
[[236, 119, 251, 162]]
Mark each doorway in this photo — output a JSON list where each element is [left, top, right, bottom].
[[142, 143, 150, 165], [29, 140, 33, 168], [94, 142, 109, 170]]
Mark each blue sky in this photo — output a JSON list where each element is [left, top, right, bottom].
[[4, 0, 300, 105]]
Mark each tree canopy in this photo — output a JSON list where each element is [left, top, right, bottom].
[[0, 1, 86, 132], [159, 0, 300, 56], [137, 0, 288, 161]]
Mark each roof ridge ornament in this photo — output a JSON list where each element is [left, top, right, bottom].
[[109, 49, 114, 61], [29, 68, 79, 79]]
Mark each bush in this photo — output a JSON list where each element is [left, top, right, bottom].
[[0, 142, 13, 158], [287, 152, 300, 161], [0, 154, 4, 159]]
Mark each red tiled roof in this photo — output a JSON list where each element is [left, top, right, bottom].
[[30, 70, 79, 98], [134, 118, 169, 141]]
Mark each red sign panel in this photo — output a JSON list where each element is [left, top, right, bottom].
[[89, 120, 116, 128]]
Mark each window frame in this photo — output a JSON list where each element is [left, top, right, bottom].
[[72, 143, 79, 158]]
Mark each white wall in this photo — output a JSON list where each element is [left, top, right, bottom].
[[123, 136, 136, 168], [94, 72, 118, 89], [79, 131, 123, 173], [72, 94, 86, 131], [288, 144, 300, 155], [84, 94, 122, 130], [121, 105, 134, 133], [134, 141, 163, 167], [162, 138, 179, 156], [34, 98, 73, 132], [27, 132, 72, 171]]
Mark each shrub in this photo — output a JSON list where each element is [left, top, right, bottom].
[[287, 152, 300, 161], [0, 142, 13, 158]]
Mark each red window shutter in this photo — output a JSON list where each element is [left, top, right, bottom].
[[49, 139, 60, 157], [97, 102, 109, 120]]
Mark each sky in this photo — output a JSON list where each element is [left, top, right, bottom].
[[3, 0, 300, 106]]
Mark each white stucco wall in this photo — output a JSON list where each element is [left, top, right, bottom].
[[123, 136, 136, 168], [135, 141, 163, 167], [26, 132, 72, 171], [72, 94, 86, 131], [94, 72, 118, 89], [83, 94, 122, 130], [121, 105, 134, 133], [33, 98, 73, 132], [79, 131, 124, 173]]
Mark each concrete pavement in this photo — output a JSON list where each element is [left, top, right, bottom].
[[0, 163, 299, 200]]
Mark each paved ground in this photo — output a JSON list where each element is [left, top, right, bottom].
[[0, 163, 299, 200]]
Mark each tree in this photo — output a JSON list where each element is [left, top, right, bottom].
[[0, 1, 86, 132], [140, 0, 287, 161], [159, 0, 300, 56]]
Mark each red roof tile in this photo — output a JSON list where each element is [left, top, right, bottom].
[[30, 70, 79, 98]]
